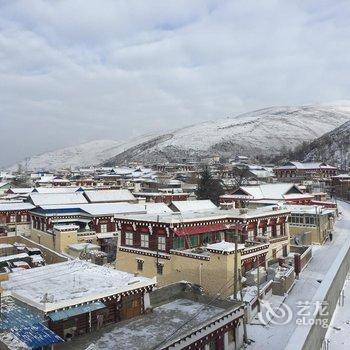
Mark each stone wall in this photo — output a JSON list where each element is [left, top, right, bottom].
[[272, 266, 295, 296], [286, 233, 350, 350], [0, 236, 68, 264], [290, 245, 312, 272]]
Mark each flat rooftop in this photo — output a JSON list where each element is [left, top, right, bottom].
[[118, 205, 290, 224], [3, 260, 156, 312], [286, 204, 336, 215], [59, 298, 227, 350]]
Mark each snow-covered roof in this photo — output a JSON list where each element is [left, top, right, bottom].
[[283, 193, 313, 200], [134, 191, 187, 197], [36, 175, 55, 183], [120, 205, 290, 224], [231, 183, 303, 200], [34, 202, 172, 217], [34, 187, 81, 194], [206, 240, 245, 253], [84, 189, 136, 203], [285, 204, 336, 216], [7, 188, 34, 194], [68, 243, 100, 251], [275, 161, 337, 170], [332, 173, 350, 178], [0, 203, 35, 212], [0, 253, 29, 263], [3, 260, 156, 312], [0, 182, 10, 188], [143, 203, 173, 214], [249, 169, 274, 178], [89, 298, 227, 350], [170, 200, 218, 212], [53, 224, 80, 231], [29, 192, 88, 206], [96, 232, 116, 239], [31, 255, 45, 263], [80, 203, 145, 216], [52, 178, 70, 183]]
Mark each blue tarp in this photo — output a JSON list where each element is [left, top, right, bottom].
[[48, 301, 106, 322], [0, 297, 44, 331], [11, 323, 63, 348]]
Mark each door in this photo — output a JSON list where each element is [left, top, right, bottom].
[[120, 294, 142, 320]]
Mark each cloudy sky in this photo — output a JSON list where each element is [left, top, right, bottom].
[[1, 0, 350, 167]]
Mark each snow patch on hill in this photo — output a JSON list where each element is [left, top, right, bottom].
[[10, 105, 350, 170], [104, 106, 350, 165], [303, 120, 350, 168], [10, 134, 159, 171]]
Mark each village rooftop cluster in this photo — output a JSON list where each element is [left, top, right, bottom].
[[0, 158, 348, 349]]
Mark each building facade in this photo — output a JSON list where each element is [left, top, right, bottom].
[[115, 207, 290, 297], [274, 162, 337, 182], [0, 203, 35, 236]]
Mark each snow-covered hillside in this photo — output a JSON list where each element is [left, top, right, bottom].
[[302, 120, 350, 168], [10, 105, 350, 170], [10, 134, 159, 171], [104, 106, 350, 165]]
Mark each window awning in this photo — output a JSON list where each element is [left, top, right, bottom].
[[96, 232, 116, 239], [175, 223, 227, 236], [11, 323, 63, 348], [48, 301, 106, 322]]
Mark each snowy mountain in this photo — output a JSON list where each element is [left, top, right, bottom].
[[103, 106, 350, 165], [301, 120, 350, 168], [10, 105, 350, 170], [10, 134, 159, 171]]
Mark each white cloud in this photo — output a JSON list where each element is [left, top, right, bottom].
[[1, 0, 350, 166]]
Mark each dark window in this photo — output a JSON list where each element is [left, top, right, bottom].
[[173, 237, 185, 250], [272, 249, 277, 259], [189, 235, 199, 247], [156, 263, 164, 275], [202, 233, 212, 245], [137, 260, 143, 271], [283, 245, 288, 257]]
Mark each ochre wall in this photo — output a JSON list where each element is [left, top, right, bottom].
[[116, 249, 241, 297]]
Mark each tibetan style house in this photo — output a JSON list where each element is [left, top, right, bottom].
[[115, 205, 291, 297], [2, 260, 156, 341]]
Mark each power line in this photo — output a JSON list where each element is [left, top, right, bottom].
[[151, 278, 237, 350]]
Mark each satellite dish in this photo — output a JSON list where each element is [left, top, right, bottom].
[[294, 236, 301, 245]]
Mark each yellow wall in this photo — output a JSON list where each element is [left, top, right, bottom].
[[116, 249, 241, 297], [30, 228, 100, 253], [266, 224, 290, 261], [267, 237, 290, 261], [289, 216, 332, 244], [31, 229, 55, 250], [56, 231, 78, 252]]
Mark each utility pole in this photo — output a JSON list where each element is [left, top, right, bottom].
[[315, 206, 321, 243], [234, 227, 238, 300], [257, 262, 260, 312], [156, 215, 159, 271], [225, 224, 238, 300]]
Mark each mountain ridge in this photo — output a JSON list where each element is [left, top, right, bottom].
[[102, 105, 350, 166], [290, 120, 350, 168], [8, 105, 350, 170]]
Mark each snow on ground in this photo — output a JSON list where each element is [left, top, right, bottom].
[[60, 299, 225, 350], [324, 275, 350, 349], [247, 201, 350, 350]]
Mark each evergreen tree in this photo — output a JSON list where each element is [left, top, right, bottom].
[[196, 167, 224, 205]]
